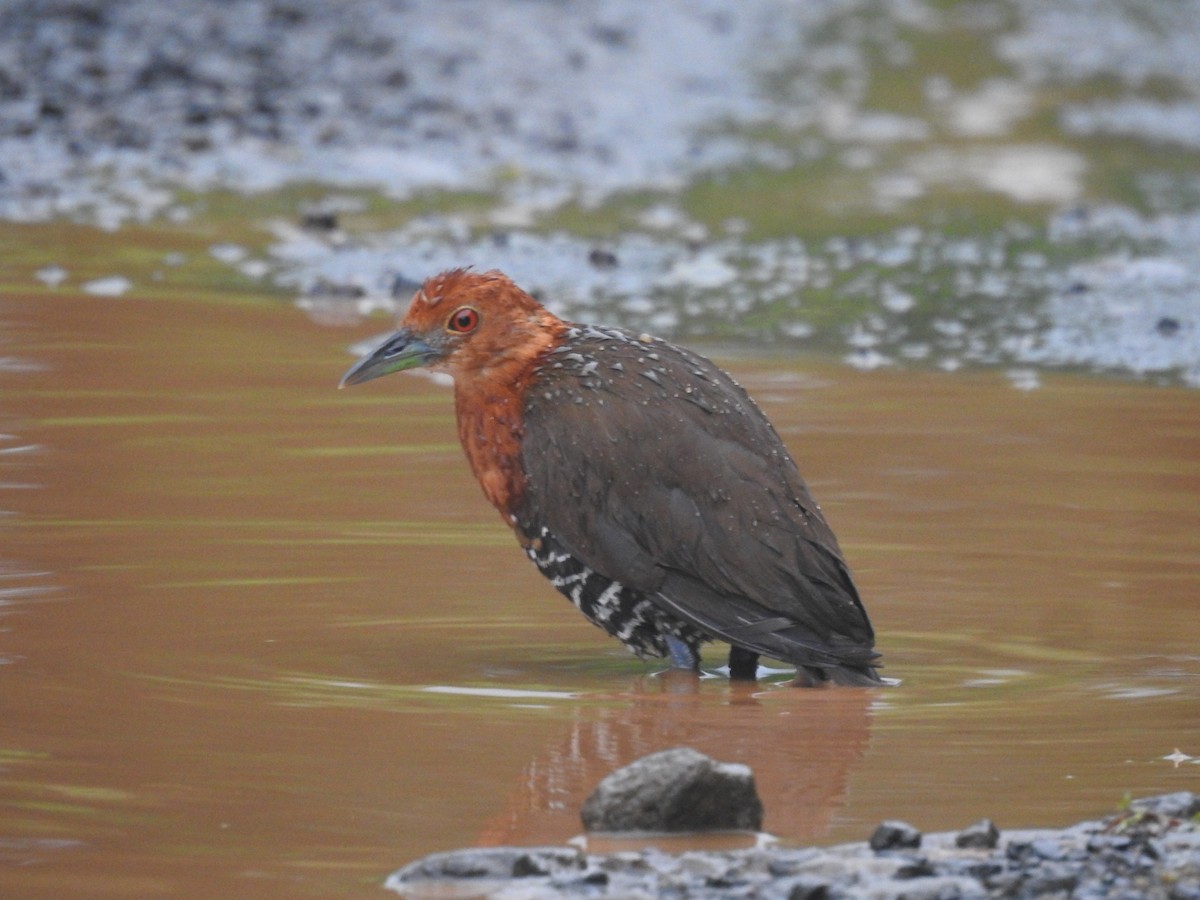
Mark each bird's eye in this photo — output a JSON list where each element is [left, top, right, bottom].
[[447, 307, 480, 334]]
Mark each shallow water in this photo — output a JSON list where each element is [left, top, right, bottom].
[[2, 283, 1199, 897]]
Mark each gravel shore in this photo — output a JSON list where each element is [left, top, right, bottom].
[[386, 793, 1200, 899]]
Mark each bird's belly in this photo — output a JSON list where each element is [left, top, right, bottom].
[[520, 526, 703, 660]]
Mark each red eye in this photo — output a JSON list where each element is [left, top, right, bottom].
[[447, 307, 479, 334]]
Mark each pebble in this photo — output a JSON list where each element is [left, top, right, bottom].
[[869, 820, 923, 852], [955, 818, 1000, 850]]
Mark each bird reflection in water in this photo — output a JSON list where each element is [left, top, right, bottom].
[[474, 672, 876, 848]]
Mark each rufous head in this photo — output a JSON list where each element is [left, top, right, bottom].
[[339, 269, 566, 388]]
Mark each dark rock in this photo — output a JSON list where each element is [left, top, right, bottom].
[[588, 248, 619, 268], [870, 820, 923, 851], [513, 851, 556, 877], [786, 876, 830, 900], [39, 97, 66, 119], [893, 855, 937, 878], [589, 25, 631, 48], [956, 818, 999, 849], [597, 850, 652, 873], [580, 746, 764, 833], [301, 211, 338, 231], [1156, 316, 1181, 337]]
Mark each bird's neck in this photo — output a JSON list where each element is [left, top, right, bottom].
[[451, 317, 567, 521], [455, 381, 528, 518]]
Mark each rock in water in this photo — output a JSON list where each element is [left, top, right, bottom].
[[869, 820, 923, 851], [580, 747, 764, 833]]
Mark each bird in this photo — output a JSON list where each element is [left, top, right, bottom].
[[340, 268, 882, 686]]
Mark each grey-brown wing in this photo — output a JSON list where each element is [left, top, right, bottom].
[[515, 331, 877, 670]]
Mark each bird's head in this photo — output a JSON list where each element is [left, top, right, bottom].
[[339, 269, 566, 389]]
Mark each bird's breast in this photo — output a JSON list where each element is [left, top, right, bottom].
[[454, 388, 528, 518]]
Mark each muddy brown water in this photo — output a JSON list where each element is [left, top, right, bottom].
[[2, 288, 1198, 897]]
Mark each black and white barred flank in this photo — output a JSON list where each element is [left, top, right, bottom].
[[522, 526, 704, 661]]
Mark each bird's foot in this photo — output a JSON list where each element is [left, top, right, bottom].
[[665, 635, 700, 671]]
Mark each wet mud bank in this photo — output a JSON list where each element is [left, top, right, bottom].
[[387, 793, 1200, 899]]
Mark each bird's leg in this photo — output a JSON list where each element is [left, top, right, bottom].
[[727, 646, 760, 681], [665, 635, 700, 670]]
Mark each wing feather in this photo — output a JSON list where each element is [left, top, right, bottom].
[[515, 332, 877, 671]]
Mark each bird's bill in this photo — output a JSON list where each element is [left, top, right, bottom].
[[338, 329, 438, 388]]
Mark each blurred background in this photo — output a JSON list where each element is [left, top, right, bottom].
[[1, 1, 1198, 896]]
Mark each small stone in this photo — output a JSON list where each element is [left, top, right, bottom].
[[894, 855, 937, 878], [302, 211, 339, 231], [1006, 840, 1032, 863], [581, 747, 764, 833], [787, 876, 830, 900], [512, 852, 552, 877], [1031, 838, 1066, 861], [1086, 833, 1132, 853], [588, 248, 619, 268], [870, 820, 922, 851], [958, 860, 1005, 882], [386, 846, 583, 885], [956, 818, 1000, 849], [1156, 316, 1181, 337]]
